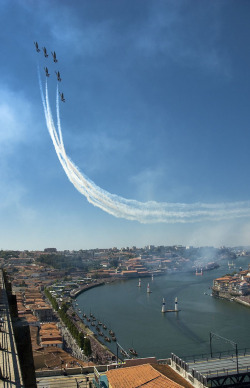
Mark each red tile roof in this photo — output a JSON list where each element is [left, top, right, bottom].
[[106, 364, 184, 388]]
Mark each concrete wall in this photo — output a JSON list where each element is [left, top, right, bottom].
[[36, 364, 108, 377], [14, 321, 37, 388], [171, 360, 206, 388]]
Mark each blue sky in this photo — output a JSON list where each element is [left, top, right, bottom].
[[1, 0, 250, 250]]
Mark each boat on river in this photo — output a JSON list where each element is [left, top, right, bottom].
[[129, 348, 138, 356]]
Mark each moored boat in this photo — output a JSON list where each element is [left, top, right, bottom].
[[129, 348, 138, 356]]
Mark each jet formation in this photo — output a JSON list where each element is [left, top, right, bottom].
[[55, 71, 61, 82], [59, 92, 65, 102], [42, 47, 48, 58], [34, 41, 40, 52], [44, 67, 50, 77], [51, 51, 58, 63], [35, 42, 65, 102]]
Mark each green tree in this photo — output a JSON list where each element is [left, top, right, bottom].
[[84, 337, 92, 357], [109, 258, 119, 268], [61, 302, 68, 314], [78, 332, 85, 350]]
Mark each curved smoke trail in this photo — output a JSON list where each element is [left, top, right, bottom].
[[40, 80, 250, 223]]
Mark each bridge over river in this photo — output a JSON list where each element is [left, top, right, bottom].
[[172, 348, 250, 387]]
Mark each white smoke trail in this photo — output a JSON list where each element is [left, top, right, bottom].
[[40, 80, 250, 223]]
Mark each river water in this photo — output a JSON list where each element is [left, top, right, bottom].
[[76, 256, 250, 359]]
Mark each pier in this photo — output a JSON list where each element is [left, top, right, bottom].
[[161, 297, 180, 313], [164, 309, 180, 313]]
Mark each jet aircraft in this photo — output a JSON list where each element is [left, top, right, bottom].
[[51, 51, 58, 63], [42, 47, 48, 58], [55, 71, 62, 82], [59, 92, 65, 102], [34, 41, 40, 52], [44, 67, 50, 77]]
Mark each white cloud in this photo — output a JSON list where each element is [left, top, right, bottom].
[[0, 85, 38, 222], [53, 20, 114, 57], [0, 85, 33, 153], [187, 221, 250, 248], [30, 1, 230, 77], [68, 129, 131, 174], [0, 174, 37, 223], [41, 3, 115, 58], [129, 2, 230, 75], [129, 166, 166, 201]]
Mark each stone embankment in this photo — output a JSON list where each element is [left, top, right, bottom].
[[71, 310, 116, 365], [212, 288, 250, 308], [235, 295, 250, 308], [70, 277, 122, 298], [70, 280, 105, 298]]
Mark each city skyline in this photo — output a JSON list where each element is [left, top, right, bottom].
[[1, 1, 250, 250]]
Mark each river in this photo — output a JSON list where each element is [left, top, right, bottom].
[[76, 256, 250, 359]]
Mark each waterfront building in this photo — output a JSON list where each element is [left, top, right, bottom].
[[213, 271, 250, 297]]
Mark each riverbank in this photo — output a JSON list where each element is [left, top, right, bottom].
[[212, 288, 250, 308], [76, 315, 117, 364], [70, 276, 127, 298], [70, 280, 105, 298], [68, 302, 117, 364], [235, 296, 250, 308]]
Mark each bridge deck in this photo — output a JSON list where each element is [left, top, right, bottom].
[[187, 353, 250, 378]]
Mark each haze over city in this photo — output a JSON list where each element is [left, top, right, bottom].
[[1, 1, 250, 250]]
